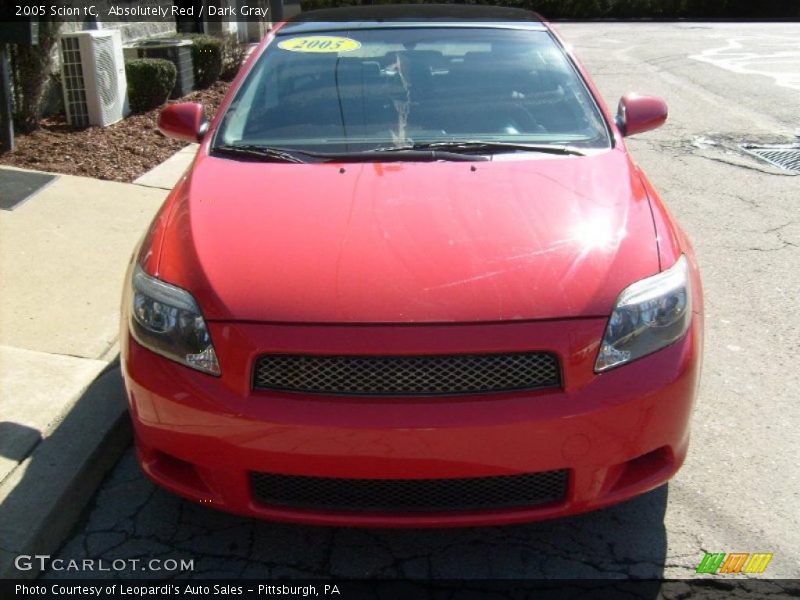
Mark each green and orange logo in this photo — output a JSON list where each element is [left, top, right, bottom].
[[696, 552, 773, 574]]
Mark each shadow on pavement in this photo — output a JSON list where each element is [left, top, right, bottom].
[[0, 360, 131, 578], [0, 421, 42, 464]]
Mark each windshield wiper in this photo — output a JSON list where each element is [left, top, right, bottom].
[[371, 141, 586, 157], [318, 148, 489, 162], [212, 144, 311, 163], [213, 142, 584, 162], [212, 145, 485, 164]]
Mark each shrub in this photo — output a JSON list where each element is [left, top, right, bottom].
[[220, 33, 248, 81], [188, 35, 223, 88], [125, 58, 177, 113]]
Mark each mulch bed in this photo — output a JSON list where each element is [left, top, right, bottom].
[[0, 81, 231, 183]]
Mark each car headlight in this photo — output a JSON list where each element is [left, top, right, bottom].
[[595, 255, 692, 372], [130, 264, 221, 376]]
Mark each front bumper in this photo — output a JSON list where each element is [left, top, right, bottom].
[[121, 317, 702, 527]]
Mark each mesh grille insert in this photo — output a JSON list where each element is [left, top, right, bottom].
[[253, 352, 561, 396], [250, 470, 569, 513]]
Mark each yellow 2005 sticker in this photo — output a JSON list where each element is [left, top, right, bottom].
[[277, 36, 361, 53]]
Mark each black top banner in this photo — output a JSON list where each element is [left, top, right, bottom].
[[1, 0, 799, 24], [2, 1, 270, 23]]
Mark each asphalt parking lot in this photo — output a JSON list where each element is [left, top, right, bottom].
[[46, 23, 800, 580]]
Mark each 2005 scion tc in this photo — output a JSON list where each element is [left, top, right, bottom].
[[121, 5, 703, 526]]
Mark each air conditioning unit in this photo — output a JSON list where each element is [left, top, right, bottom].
[[60, 30, 129, 128], [124, 39, 195, 99]]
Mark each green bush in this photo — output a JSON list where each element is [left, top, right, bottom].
[[149, 32, 224, 88], [125, 58, 177, 113], [188, 35, 223, 88], [220, 33, 248, 81]]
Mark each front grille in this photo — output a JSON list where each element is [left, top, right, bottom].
[[250, 470, 569, 513], [253, 352, 560, 396]]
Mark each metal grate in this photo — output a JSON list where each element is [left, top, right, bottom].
[[61, 37, 89, 128], [250, 470, 569, 512], [0, 170, 57, 211], [741, 145, 800, 173], [253, 352, 561, 396]]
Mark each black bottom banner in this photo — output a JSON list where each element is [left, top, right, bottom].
[[3, 579, 800, 600]]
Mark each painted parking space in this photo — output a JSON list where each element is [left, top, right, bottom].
[[690, 35, 800, 91]]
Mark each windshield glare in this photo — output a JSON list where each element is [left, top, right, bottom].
[[215, 27, 611, 154]]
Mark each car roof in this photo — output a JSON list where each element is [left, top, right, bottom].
[[281, 3, 547, 34]]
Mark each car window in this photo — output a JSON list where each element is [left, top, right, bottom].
[[215, 27, 610, 153]]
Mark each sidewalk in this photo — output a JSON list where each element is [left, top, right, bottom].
[[0, 145, 196, 577]]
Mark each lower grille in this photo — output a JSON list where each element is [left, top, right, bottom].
[[250, 470, 569, 513], [253, 352, 561, 396]]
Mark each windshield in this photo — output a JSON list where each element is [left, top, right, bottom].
[[214, 26, 611, 155]]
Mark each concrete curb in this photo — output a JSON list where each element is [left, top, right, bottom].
[[0, 360, 133, 579], [133, 143, 197, 190]]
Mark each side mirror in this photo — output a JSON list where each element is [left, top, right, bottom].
[[616, 94, 668, 137], [157, 103, 208, 143]]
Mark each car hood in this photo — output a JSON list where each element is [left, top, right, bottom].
[[156, 148, 658, 323]]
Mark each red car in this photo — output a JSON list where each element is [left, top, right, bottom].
[[121, 5, 703, 527]]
